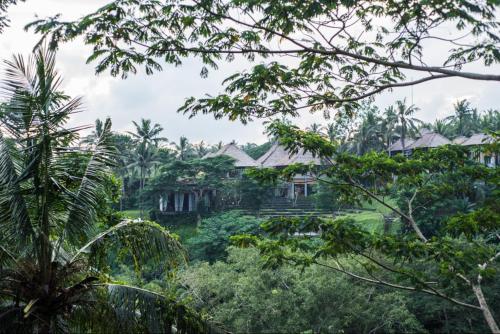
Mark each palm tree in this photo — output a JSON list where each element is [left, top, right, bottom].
[[480, 109, 500, 132], [215, 141, 223, 151], [128, 118, 166, 147], [127, 143, 160, 218], [394, 99, 421, 151], [323, 123, 337, 143], [432, 119, 451, 137], [0, 49, 200, 332], [174, 136, 193, 161], [446, 99, 475, 137], [81, 118, 104, 145], [127, 119, 166, 217], [306, 122, 323, 134], [194, 140, 208, 157], [381, 106, 399, 154]]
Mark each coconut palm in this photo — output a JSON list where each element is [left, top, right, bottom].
[[0, 49, 202, 333], [323, 123, 337, 143], [127, 143, 160, 218], [394, 99, 421, 151], [174, 136, 193, 161], [128, 118, 167, 147], [381, 106, 399, 154], [306, 122, 323, 134], [432, 119, 451, 137], [81, 118, 105, 145], [480, 109, 500, 132], [446, 100, 475, 137], [194, 140, 209, 157], [351, 109, 383, 155]]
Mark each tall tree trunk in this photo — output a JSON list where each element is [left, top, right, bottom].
[[40, 133, 52, 298], [139, 167, 144, 219], [401, 122, 407, 153], [120, 177, 125, 211]]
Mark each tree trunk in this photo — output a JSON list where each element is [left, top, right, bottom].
[[139, 167, 144, 219], [401, 124, 406, 152], [472, 284, 500, 333]]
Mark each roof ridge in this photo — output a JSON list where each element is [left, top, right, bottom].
[[258, 142, 279, 165]]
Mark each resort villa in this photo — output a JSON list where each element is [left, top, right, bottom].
[[388, 130, 498, 167], [157, 142, 322, 214], [158, 130, 496, 214]]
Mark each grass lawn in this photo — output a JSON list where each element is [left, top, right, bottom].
[[361, 197, 397, 215], [120, 210, 141, 219], [341, 211, 385, 234]]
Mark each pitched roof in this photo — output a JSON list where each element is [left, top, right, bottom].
[[460, 133, 493, 146], [257, 143, 322, 167], [388, 139, 416, 152], [452, 136, 468, 144], [202, 143, 259, 167], [408, 132, 451, 149]]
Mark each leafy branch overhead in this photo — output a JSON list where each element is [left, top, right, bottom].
[[28, 0, 500, 122]]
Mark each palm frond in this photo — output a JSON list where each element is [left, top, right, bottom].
[[71, 219, 185, 271], [63, 117, 116, 246], [0, 132, 34, 249], [104, 283, 212, 334]]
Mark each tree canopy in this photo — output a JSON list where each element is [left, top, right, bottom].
[[29, 0, 500, 122]]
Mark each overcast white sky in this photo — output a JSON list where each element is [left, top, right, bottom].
[[0, 0, 499, 145]]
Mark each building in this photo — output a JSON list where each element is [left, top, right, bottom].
[[388, 131, 497, 167], [203, 143, 259, 169], [388, 129, 451, 156], [460, 133, 498, 167], [158, 143, 260, 214], [257, 143, 322, 199]]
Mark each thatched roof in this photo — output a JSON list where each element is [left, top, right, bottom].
[[408, 132, 451, 149], [388, 139, 416, 152], [389, 132, 451, 152], [460, 133, 494, 146], [203, 143, 259, 167], [452, 136, 468, 144], [257, 143, 322, 167]]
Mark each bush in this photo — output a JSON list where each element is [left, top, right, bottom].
[[185, 211, 263, 262]]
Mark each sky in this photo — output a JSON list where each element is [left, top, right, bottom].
[[0, 0, 499, 146]]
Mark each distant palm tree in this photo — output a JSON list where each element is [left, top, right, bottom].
[[128, 143, 160, 217], [174, 136, 193, 160], [381, 106, 399, 154], [352, 110, 382, 155], [194, 140, 209, 157], [0, 49, 192, 333], [81, 118, 104, 145], [306, 122, 323, 134], [446, 100, 474, 137], [394, 99, 421, 151], [432, 119, 451, 137], [480, 109, 500, 132], [128, 118, 167, 147], [324, 123, 337, 143]]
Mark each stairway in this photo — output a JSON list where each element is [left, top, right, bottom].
[[242, 197, 337, 218]]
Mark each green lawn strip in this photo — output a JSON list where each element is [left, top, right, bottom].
[[120, 210, 141, 219], [342, 211, 385, 234]]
